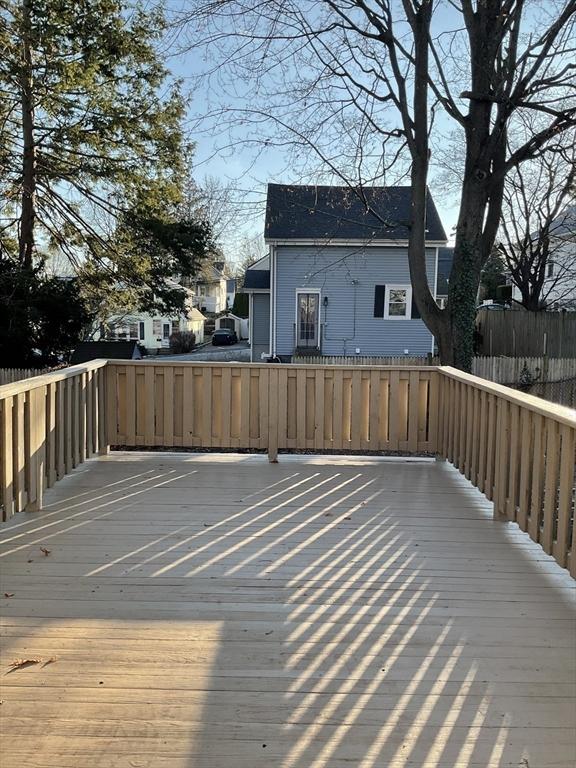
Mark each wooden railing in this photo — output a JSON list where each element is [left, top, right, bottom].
[[439, 367, 576, 576], [106, 362, 439, 458], [0, 361, 108, 521], [1, 359, 574, 578]]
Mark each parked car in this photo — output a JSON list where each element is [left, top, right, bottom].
[[212, 328, 238, 346], [476, 303, 508, 311]]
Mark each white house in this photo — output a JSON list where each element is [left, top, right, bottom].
[[539, 205, 576, 310], [510, 205, 576, 310], [100, 286, 206, 353], [191, 262, 231, 314]]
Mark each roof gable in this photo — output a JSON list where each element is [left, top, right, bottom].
[[265, 184, 447, 242]]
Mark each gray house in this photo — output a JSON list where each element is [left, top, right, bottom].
[[243, 184, 448, 362]]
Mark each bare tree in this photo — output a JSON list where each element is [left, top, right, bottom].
[[497, 145, 576, 310], [179, 0, 576, 368], [180, 174, 242, 248]]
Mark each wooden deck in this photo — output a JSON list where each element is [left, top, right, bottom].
[[1, 453, 575, 767]]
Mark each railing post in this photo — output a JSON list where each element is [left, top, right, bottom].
[[101, 362, 115, 454], [0, 396, 15, 521], [435, 369, 447, 461], [493, 397, 509, 520], [268, 366, 279, 462], [26, 386, 46, 512]]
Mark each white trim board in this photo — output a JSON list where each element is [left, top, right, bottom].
[[266, 238, 448, 247]]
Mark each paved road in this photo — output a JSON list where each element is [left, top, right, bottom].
[[146, 341, 250, 363]]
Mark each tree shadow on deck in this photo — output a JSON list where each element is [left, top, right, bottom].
[[0, 455, 574, 767]]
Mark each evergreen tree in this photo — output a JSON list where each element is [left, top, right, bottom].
[[0, 0, 211, 320], [480, 253, 507, 304]]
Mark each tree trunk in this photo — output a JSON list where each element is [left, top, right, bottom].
[[19, 0, 36, 270]]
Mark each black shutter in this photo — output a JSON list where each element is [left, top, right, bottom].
[[374, 285, 386, 318], [411, 293, 421, 319]]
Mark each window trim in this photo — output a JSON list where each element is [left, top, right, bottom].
[[384, 284, 412, 320]]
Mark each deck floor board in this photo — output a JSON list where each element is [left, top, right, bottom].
[[1, 453, 575, 767]]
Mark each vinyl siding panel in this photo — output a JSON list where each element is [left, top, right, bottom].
[[274, 246, 436, 356], [251, 293, 270, 362]]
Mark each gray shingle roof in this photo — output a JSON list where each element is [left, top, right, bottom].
[[265, 184, 447, 242], [243, 270, 270, 290]]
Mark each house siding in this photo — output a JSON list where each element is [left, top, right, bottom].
[[251, 293, 271, 361], [274, 246, 436, 357]]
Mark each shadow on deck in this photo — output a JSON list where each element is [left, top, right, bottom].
[[1, 453, 575, 767]]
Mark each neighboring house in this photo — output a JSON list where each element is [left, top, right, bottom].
[[242, 184, 447, 362], [99, 282, 206, 353], [548, 204, 576, 310], [190, 261, 230, 314], [102, 306, 206, 353], [510, 204, 576, 310], [70, 341, 141, 364]]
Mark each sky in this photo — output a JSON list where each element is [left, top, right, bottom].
[[165, 5, 463, 260]]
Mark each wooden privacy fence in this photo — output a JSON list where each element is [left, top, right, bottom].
[[292, 354, 438, 366], [472, 356, 576, 385], [439, 367, 576, 576], [0, 368, 47, 386], [0, 361, 108, 521], [472, 356, 576, 408], [476, 309, 576, 357], [106, 362, 440, 457]]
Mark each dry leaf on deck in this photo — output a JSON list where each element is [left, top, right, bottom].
[[4, 593, 14, 598], [40, 547, 51, 557], [8, 658, 43, 670]]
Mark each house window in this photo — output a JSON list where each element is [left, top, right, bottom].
[[547, 260, 554, 278], [374, 285, 414, 319], [129, 322, 139, 340], [172, 319, 180, 333], [385, 285, 412, 319], [139, 321, 145, 340], [152, 319, 162, 338], [163, 323, 170, 340]]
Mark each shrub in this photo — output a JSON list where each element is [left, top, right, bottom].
[[169, 330, 195, 354]]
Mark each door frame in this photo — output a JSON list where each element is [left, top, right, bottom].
[[294, 288, 321, 348]]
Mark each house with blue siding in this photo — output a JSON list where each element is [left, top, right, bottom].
[[243, 184, 447, 362]]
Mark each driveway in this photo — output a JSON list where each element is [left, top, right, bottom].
[[147, 341, 250, 362]]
